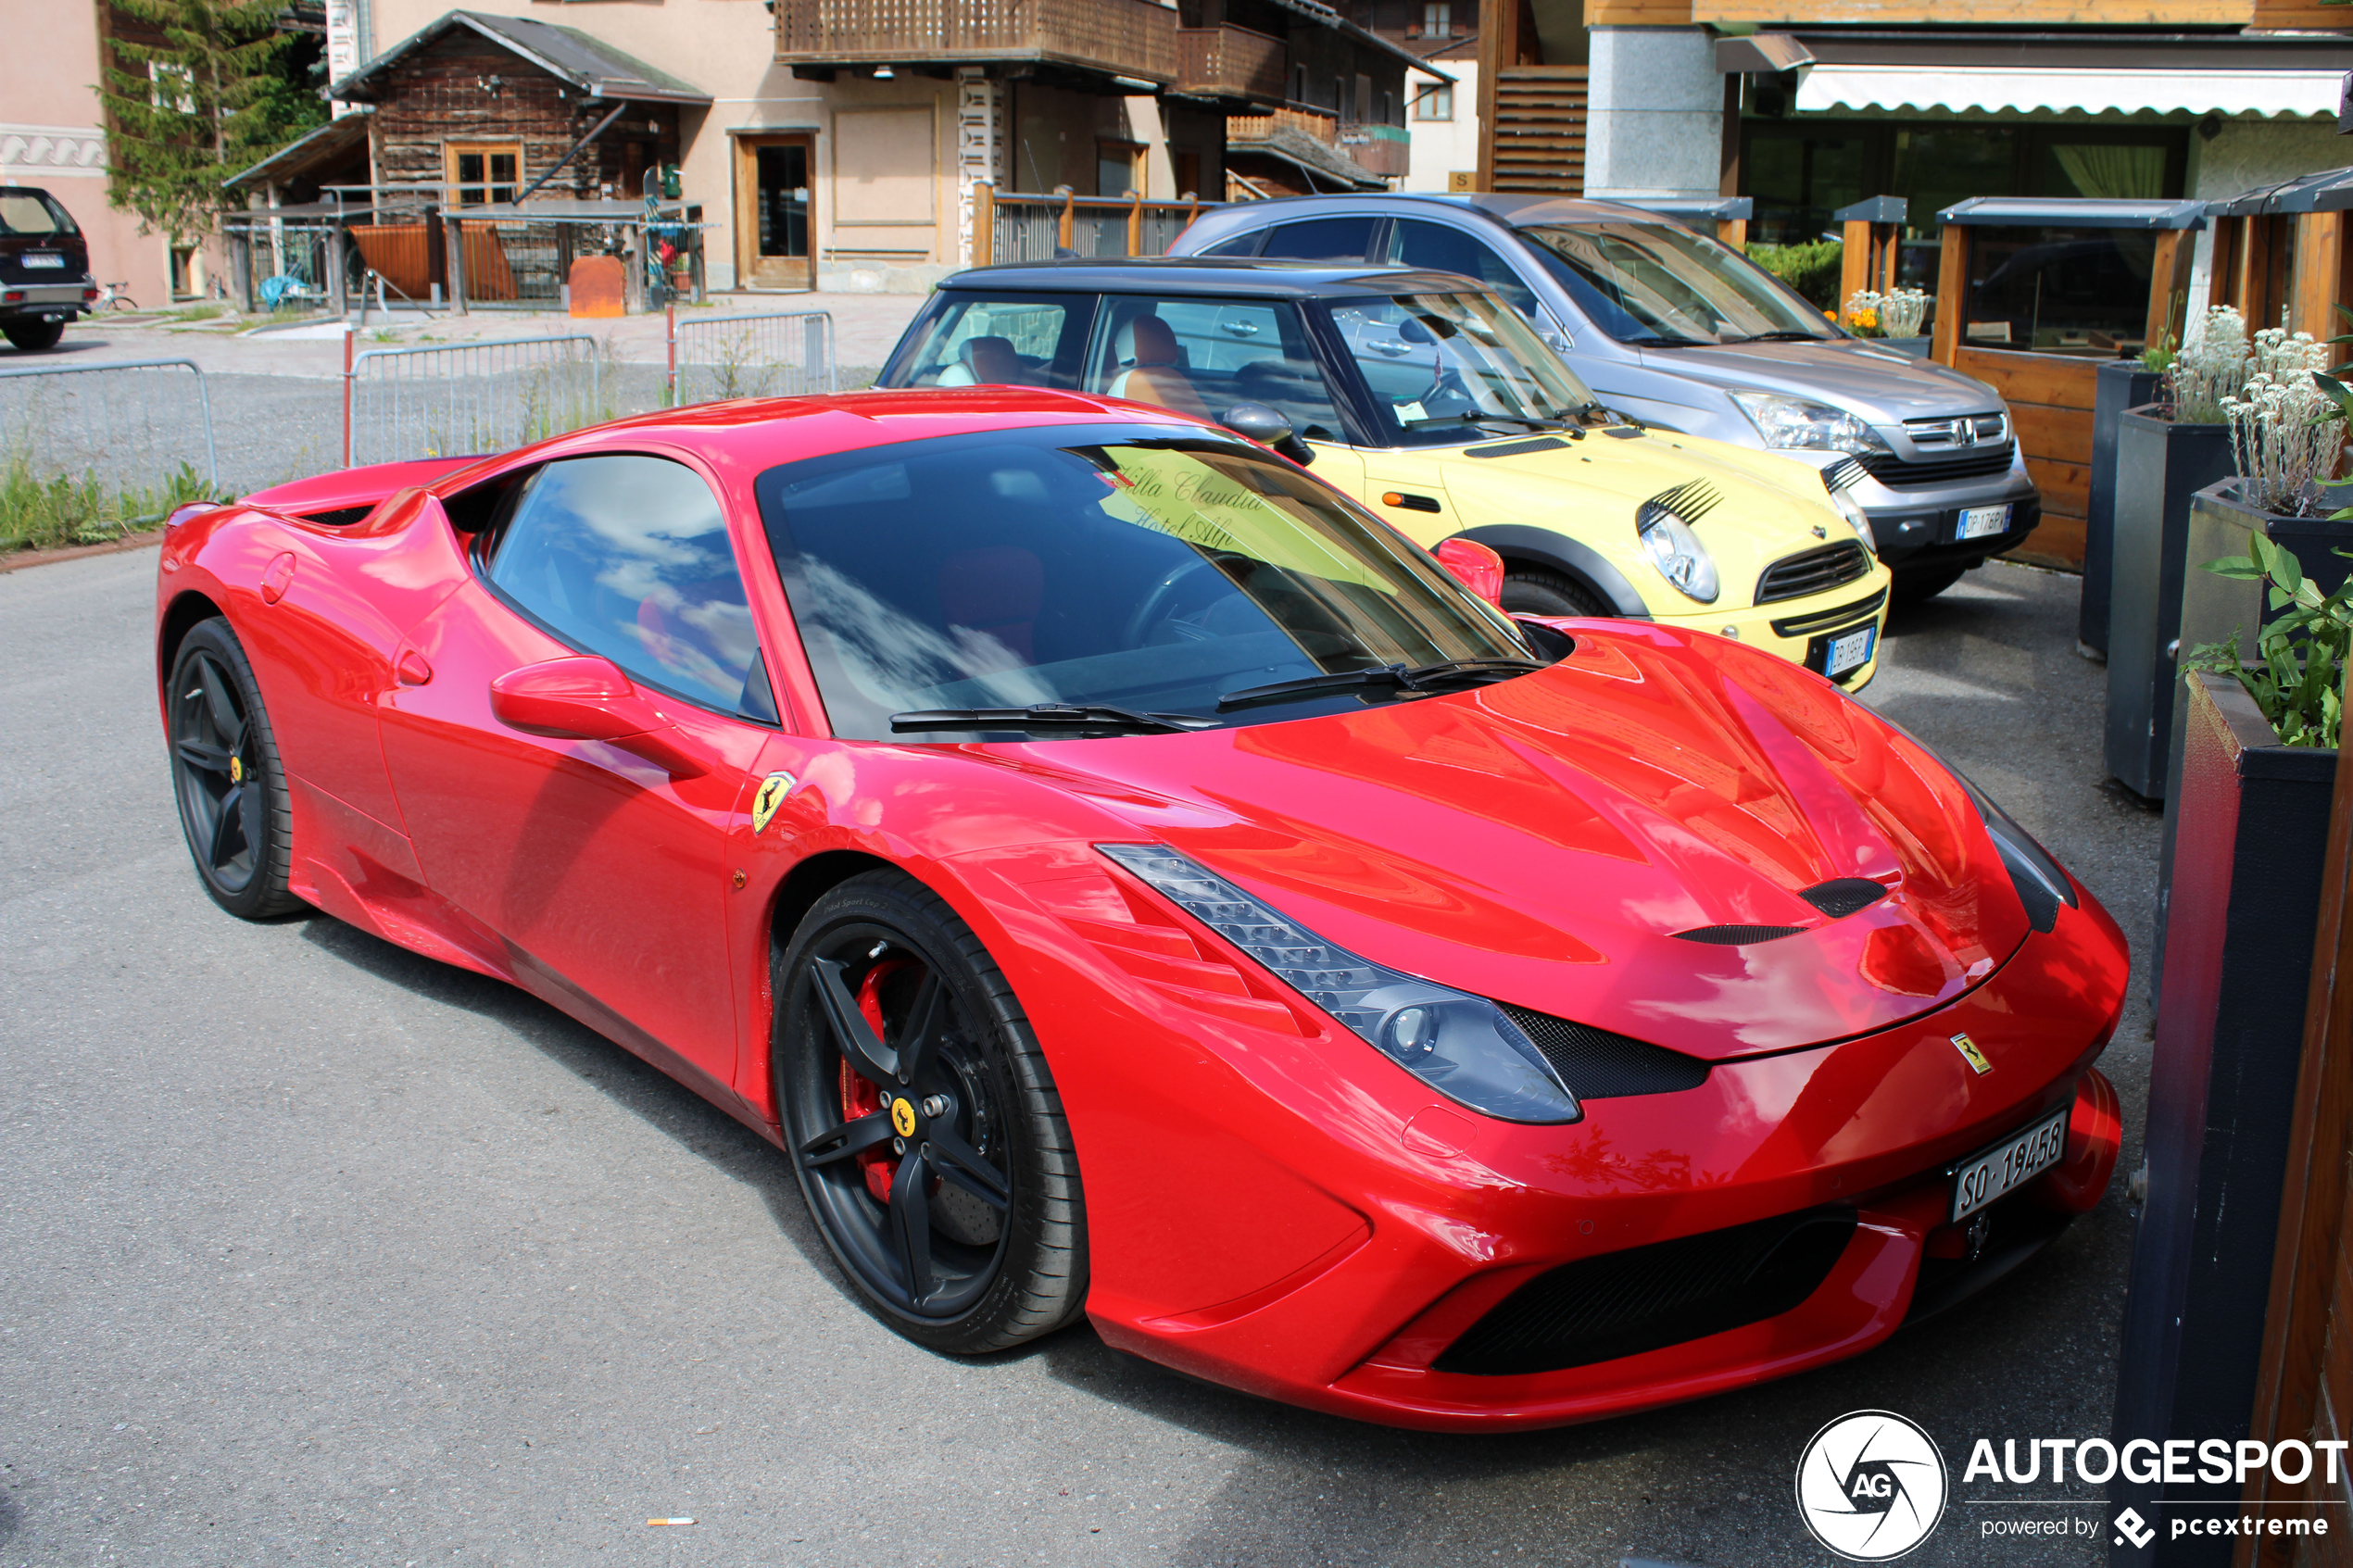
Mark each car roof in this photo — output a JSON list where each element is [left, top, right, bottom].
[[1184, 191, 1683, 231], [938, 257, 1494, 298]]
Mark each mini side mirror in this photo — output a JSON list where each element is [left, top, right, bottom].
[[1219, 401, 1315, 466]]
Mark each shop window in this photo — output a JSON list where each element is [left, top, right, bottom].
[[1965, 224, 2160, 355], [446, 142, 522, 207]]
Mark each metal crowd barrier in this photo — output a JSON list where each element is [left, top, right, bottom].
[[0, 357, 219, 502], [667, 308, 836, 407], [344, 333, 608, 467]]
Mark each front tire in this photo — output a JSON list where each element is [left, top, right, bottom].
[[167, 618, 301, 919], [1892, 565, 1967, 604], [774, 869, 1087, 1354], [3, 320, 65, 352], [1501, 567, 1608, 618]]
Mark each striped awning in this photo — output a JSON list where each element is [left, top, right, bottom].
[[1793, 64, 2339, 119]]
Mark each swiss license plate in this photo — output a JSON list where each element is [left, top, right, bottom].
[[20, 254, 63, 269], [1951, 1105, 2070, 1223], [1957, 504, 2011, 541], [1825, 623, 1876, 677]]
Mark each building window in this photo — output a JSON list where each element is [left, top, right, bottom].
[[1423, 2, 1451, 35], [446, 142, 522, 206], [1415, 82, 1453, 121], [1097, 140, 1143, 199]]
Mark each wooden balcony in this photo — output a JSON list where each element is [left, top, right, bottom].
[[774, 0, 1180, 82], [1339, 121, 1409, 177], [1227, 106, 1339, 145], [1176, 23, 1284, 103]]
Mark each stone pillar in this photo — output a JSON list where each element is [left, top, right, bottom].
[[955, 69, 1003, 268], [1582, 28, 1721, 201]]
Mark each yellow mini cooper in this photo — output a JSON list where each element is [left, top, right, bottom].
[[875, 259, 1891, 689]]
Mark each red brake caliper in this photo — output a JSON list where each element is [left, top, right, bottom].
[[843, 959, 911, 1203]]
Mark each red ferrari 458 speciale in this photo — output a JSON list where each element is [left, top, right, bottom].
[[156, 388, 2125, 1431]]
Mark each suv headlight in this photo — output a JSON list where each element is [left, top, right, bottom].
[[1637, 499, 1720, 604], [1732, 392, 1891, 456], [1098, 845, 1583, 1123]]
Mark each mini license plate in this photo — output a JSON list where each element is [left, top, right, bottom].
[[1957, 503, 2011, 541], [1825, 623, 1876, 677], [20, 254, 64, 269], [1951, 1105, 2070, 1223]]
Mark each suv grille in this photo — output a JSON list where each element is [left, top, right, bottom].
[[1755, 541, 1872, 605], [1498, 1004, 1710, 1100], [1434, 1210, 1859, 1375], [1859, 448, 2016, 487], [1904, 411, 2007, 447]]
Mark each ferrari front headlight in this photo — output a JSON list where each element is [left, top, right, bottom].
[[1097, 844, 1582, 1123], [1732, 392, 1891, 456]]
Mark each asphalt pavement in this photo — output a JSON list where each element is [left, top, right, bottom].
[[0, 552, 2160, 1567]]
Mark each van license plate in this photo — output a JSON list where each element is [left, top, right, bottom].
[[1952, 1105, 2070, 1223], [1825, 624, 1875, 677], [1957, 504, 2010, 540], [21, 255, 63, 269]]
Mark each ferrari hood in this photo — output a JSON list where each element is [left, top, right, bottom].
[[1009, 625, 2029, 1061]]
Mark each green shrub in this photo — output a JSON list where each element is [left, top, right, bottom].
[[1746, 239, 1844, 313], [0, 453, 212, 552]]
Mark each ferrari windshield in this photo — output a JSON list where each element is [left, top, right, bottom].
[[1328, 290, 1598, 446], [1516, 221, 1837, 347], [755, 425, 1537, 741]]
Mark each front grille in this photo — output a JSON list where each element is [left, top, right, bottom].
[[1800, 877, 1891, 919], [1755, 541, 1872, 606], [1770, 588, 1886, 639], [1498, 1003, 1710, 1100], [1434, 1209, 1860, 1375], [1674, 923, 1806, 945], [1859, 448, 2017, 487]]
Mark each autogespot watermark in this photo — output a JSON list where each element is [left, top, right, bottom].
[[1793, 1413, 2344, 1556]]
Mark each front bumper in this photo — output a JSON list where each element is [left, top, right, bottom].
[[1854, 457, 2043, 575], [1653, 581, 1889, 692], [1051, 875, 2127, 1432]]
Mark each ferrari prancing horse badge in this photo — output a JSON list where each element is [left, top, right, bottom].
[[750, 771, 797, 834]]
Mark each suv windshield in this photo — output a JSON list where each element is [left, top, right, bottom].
[[1327, 290, 1597, 445], [1516, 222, 1836, 347], [756, 424, 1538, 741]]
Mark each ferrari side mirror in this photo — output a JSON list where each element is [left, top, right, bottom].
[[1433, 537, 1506, 608], [1219, 401, 1314, 466], [489, 656, 710, 777]]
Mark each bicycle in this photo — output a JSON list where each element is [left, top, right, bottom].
[[94, 281, 137, 313]]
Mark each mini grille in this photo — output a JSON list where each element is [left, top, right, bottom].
[[1770, 588, 1886, 640], [1858, 448, 2017, 487], [1800, 877, 1890, 919], [1674, 923, 1806, 945], [1434, 1210, 1859, 1375], [1755, 541, 1872, 606], [1497, 1004, 1710, 1100]]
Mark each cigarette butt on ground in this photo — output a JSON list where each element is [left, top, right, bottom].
[[647, 1517, 695, 1526]]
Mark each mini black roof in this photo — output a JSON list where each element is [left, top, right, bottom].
[[938, 258, 1491, 298]]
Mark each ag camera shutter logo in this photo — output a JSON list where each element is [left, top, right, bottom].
[[1795, 1410, 1948, 1561]]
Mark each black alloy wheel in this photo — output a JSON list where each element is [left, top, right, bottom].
[[774, 869, 1087, 1354], [1500, 567, 1608, 618], [168, 618, 300, 919]]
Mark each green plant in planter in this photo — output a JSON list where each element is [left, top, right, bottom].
[[2183, 533, 2353, 746]]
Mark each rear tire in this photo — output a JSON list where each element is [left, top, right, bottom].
[[3, 320, 65, 352], [1500, 567, 1609, 618], [167, 618, 301, 919], [1892, 565, 1967, 605]]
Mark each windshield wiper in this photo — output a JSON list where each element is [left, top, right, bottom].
[[1724, 331, 1833, 344], [1624, 334, 1710, 348], [1218, 658, 1545, 711], [891, 703, 1218, 736]]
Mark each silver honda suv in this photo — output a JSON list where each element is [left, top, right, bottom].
[[1171, 193, 2039, 602]]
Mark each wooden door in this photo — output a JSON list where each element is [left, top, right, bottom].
[[734, 134, 814, 291]]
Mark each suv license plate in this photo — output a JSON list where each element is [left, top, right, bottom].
[[1952, 1105, 2070, 1223], [21, 254, 64, 269], [1825, 624, 1875, 677], [1957, 504, 2010, 540]]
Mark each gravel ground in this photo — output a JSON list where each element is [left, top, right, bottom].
[[0, 553, 2158, 1567]]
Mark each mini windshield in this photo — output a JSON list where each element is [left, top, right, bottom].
[[1327, 291, 1598, 446], [756, 425, 1538, 741], [1516, 222, 1837, 347]]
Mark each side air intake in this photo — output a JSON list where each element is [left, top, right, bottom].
[[1673, 923, 1806, 945], [1799, 878, 1891, 919], [1497, 1004, 1710, 1099]]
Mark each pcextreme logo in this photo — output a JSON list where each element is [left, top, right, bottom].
[[1796, 1410, 1949, 1561]]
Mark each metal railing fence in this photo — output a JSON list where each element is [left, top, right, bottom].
[[0, 358, 218, 498], [346, 334, 610, 467], [668, 308, 837, 406]]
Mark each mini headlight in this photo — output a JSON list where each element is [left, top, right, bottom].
[[1097, 845, 1582, 1123], [1637, 504, 1720, 604], [1731, 392, 1891, 456], [1828, 487, 1877, 553]]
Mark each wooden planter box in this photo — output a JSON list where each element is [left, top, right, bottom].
[[2111, 671, 2336, 1565], [2103, 408, 2233, 799]]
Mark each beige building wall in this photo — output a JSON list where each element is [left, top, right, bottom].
[[0, 0, 182, 307]]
